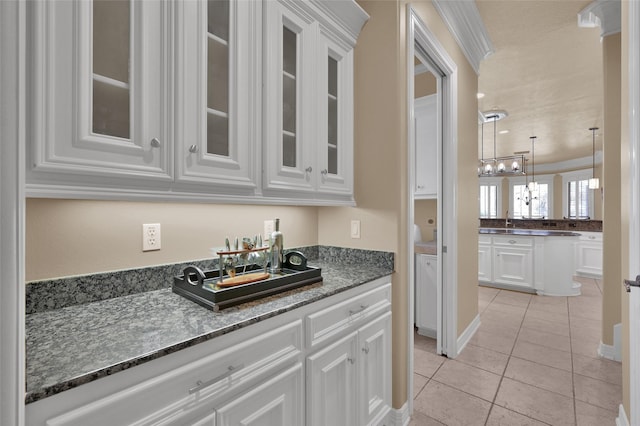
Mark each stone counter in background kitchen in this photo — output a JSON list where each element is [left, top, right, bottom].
[[480, 218, 602, 232], [25, 246, 394, 404]]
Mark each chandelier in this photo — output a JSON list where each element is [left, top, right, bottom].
[[478, 111, 526, 177]]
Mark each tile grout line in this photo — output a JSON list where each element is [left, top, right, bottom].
[[484, 289, 534, 426]]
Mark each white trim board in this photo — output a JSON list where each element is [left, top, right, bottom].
[[455, 314, 480, 356]]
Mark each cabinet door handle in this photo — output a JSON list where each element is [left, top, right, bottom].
[[305, 166, 313, 173], [321, 169, 328, 176], [347, 357, 355, 364], [189, 144, 199, 153], [188, 363, 245, 394], [589, 236, 596, 240], [508, 240, 517, 244], [150, 137, 161, 148], [362, 345, 370, 354], [349, 304, 368, 316]]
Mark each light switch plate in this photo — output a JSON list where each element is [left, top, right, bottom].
[[143, 223, 161, 251], [351, 220, 361, 239]]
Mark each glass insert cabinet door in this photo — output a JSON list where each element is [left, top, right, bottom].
[[174, 0, 257, 190], [30, 0, 171, 180], [316, 33, 354, 196], [263, 0, 354, 196]]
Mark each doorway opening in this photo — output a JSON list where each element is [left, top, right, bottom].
[[406, 5, 459, 415]]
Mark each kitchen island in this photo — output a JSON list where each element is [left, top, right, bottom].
[[479, 228, 581, 296], [25, 247, 394, 426]]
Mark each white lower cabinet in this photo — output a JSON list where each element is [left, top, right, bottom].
[[215, 364, 304, 426], [415, 254, 437, 337], [477, 237, 493, 283], [574, 232, 603, 278], [306, 311, 392, 426], [492, 241, 534, 289], [307, 332, 358, 426], [26, 278, 392, 426]]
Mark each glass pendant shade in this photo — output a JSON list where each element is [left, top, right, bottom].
[[511, 161, 520, 172], [588, 177, 600, 189], [528, 181, 538, 192], [497, 162, 506, 172]]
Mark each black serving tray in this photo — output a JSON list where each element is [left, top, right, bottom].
[[173, 255, 322, 311]]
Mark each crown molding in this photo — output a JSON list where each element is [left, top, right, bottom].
[[309, 0, 369, 45], [533, 152, 603, 174], [578, 0, 621, 38], [431, 0, 494, 75]]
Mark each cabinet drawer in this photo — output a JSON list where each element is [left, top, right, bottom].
[[492, 235, 534, 247], [578, 231, 602, 242], [306, 284, 391, 348], [479, 235, 492, 244], [46, 321, 302, 426]]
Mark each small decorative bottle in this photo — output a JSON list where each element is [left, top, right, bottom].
[[270, 218, 284, 274]]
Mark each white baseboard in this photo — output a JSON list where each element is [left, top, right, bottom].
[[616, 403, 629, 426], [598, 323, 622, 362], [455, 314, 480, 357], [388, 401, 410, 426]]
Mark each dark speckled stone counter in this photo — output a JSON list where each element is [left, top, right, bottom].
[[25, 248, 393, 404]]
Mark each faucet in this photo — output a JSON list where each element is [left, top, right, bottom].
[[505, 210, 512, 228]]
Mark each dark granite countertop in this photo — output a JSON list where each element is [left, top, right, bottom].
[[25, 257, 393, 404], [479, 228, 581, 237]]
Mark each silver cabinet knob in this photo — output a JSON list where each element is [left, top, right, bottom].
[[150, 138, 161, 148], [189, 144, 198, 153], [305, 166, 313, 173], [321, 169, 328, 175]]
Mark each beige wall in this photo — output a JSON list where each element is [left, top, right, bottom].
[[321, 0, 406, 407], [602, 32, 622, 346], [26, 199, 318, 281], [323, 0, 480, 409], [620, 0, 630, 415]]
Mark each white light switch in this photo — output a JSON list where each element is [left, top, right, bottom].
[[351, 220, 361, 239], [142, 223, 161, 251]]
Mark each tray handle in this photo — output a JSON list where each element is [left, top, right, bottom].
[[183, 265, 206, 286]]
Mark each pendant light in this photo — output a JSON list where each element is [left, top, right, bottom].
[[528, 136, 538, 192], [588, 127, 599, 189]]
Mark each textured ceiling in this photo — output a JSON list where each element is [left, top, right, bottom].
[[476, 0, 604, 166]]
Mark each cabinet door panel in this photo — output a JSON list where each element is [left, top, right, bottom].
[[263, 0, 316, 193], [358, 312, 392, 425], [414, 95, 437, 198], [415, 255, 437, 334], [216, 364, 303, 426], [493, 246, 533, 288], [30, 0, 171, 180], [316, 32, 354, 196], [306, 332, 358, 426], [174, 0, 257, 191], [478, 244, 493, 282]]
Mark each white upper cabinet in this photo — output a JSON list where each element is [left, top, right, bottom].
[[29, 0, 172, 184], [263, 0, 318, 194], [414, 94, 438, 199], [262, 0, 363, 204], [174, 0, 259, 194], [26, 0, 367, 205]]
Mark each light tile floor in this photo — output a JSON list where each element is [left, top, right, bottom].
[[411, 277, 622, 426]]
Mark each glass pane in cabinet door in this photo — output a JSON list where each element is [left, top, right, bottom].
[[92, 0, 130, 138], [282, 27, 297, 167], [206, 0, 230, 156], [93, 80, 130, 139], [327, 57, 338, 174], [207, 0, 229, 40], [207, 113, 229, 156]]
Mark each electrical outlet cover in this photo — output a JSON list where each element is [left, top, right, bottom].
[[143, 223, 161, 251]]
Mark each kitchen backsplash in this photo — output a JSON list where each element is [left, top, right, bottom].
[[26, 246, 394, 314], [480, 218, 602, 232]]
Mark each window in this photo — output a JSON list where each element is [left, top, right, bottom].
[[479, 184, 498, 218], [561, 170, 594, 219], [479, 178, 503, 218], [509, 175, 553, 219]]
